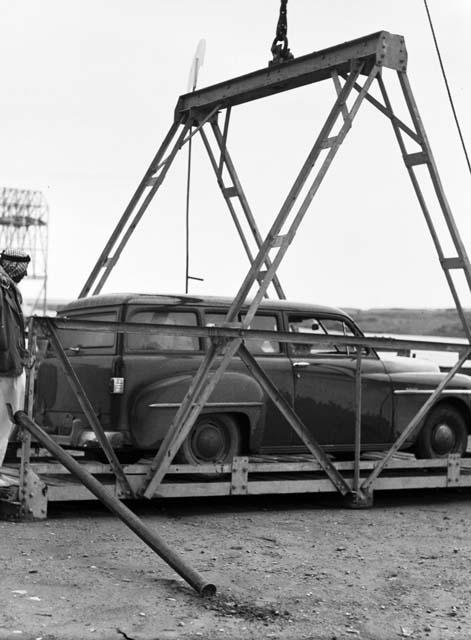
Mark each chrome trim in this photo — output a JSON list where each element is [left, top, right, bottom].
[[394, 389, 471, 395], [149, 401, 263, 408]]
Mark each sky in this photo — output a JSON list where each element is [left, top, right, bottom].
[[1, 0, 471, 310]]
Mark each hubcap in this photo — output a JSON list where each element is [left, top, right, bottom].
[[192, 422, 226, 461], [432, 422, 456, 455]]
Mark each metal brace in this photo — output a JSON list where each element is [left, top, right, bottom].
[[345, 489, 374, 509], [230, 456, 249, 495], [446, 453, 461, 487]]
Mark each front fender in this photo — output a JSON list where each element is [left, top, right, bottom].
[[130, 371, 264, 448], [393, 393, 471, 445]]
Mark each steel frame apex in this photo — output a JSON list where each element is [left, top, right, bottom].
[[175, 30, 407, 119]]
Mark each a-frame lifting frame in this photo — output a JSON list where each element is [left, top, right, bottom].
[[24, 31, 471, 512]]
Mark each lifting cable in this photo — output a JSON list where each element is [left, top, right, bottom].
[[185, 41, 206, 293], [423, 0, 471, 177]]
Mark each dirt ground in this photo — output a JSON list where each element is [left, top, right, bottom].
[[0, 488, 470, 640]]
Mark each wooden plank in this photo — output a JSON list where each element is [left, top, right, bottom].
[[34, 468, 471, 502], [17, 455, 471, 477], [47, 484, 104, 501], [245, 479, 340, 494], [6, 452, 471, 504], [374, 476, 449, 490], [139, 482, 232, 499], [29, 462, 113, 475]]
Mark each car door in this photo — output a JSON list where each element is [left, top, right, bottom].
[[287, 313, 394, 451], [39, 307, 120, 435], [122, 305, 203, 447], [205, 311, 294, 451], [241, 312, 295, 451]]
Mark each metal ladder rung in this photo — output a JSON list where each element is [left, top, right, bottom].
[[256, 270, 268, 283], [270, 234, 288, 248], [404, 152, 428, 167], [222, 186, 239, 199], [441, 257, 464, 270], [320, 136, 339, 149]]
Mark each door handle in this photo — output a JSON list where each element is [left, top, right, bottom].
[[293, 361, 310, 368]]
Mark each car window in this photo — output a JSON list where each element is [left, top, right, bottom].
[[205, 312, 280, 355], [241, 314, 280, 355], [126, 310, 200, 352], [288, 315, 359, 356], [58, 311, 117, 350], [204, 312, 228, 327]]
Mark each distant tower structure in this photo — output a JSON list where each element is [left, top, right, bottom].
[[0, 187, 49, 314]]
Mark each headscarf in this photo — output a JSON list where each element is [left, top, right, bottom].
[[0, 249, 31, 284]]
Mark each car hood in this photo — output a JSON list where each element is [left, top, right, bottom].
[[381, 355, 441, 375], [381, 356, 471, 389]]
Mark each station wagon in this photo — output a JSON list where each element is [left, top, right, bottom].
[[34, 294, 471, 463]]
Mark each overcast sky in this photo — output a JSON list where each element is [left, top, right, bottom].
[[1, 0, 470, 309]]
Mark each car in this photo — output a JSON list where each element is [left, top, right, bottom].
[[34, 293, 471, 463]]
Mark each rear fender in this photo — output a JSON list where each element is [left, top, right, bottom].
[[130, 371, 264, 449]]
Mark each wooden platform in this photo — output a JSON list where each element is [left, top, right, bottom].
[[1, 452, 471, 518]]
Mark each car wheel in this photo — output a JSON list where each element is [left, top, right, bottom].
[[174, 414, 242, 465], [415, 404, 468, 458]]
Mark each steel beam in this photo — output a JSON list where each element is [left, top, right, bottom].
[[397, 71, 471, 342], [50, 317, 471, 356], [175, 31, 407, 117], [345, 75, 421, 144], [353, 349, 363, 495]]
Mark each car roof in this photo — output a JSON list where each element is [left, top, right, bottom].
[[58, 292, 352, 319]]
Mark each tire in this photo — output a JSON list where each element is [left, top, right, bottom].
[[415, 404, 468, 459], [174, 414, 242, 465]]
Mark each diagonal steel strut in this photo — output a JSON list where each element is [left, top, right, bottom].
[[362, 348, 471, 492], [143, 63, 380, 498], [237, 344, 353, 496], [41, 318, 134, 497], [80, 120, 192, 298]]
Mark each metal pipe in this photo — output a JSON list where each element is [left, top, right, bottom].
[[13, 410, 216, 598], [49, 317, 471, 355]]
